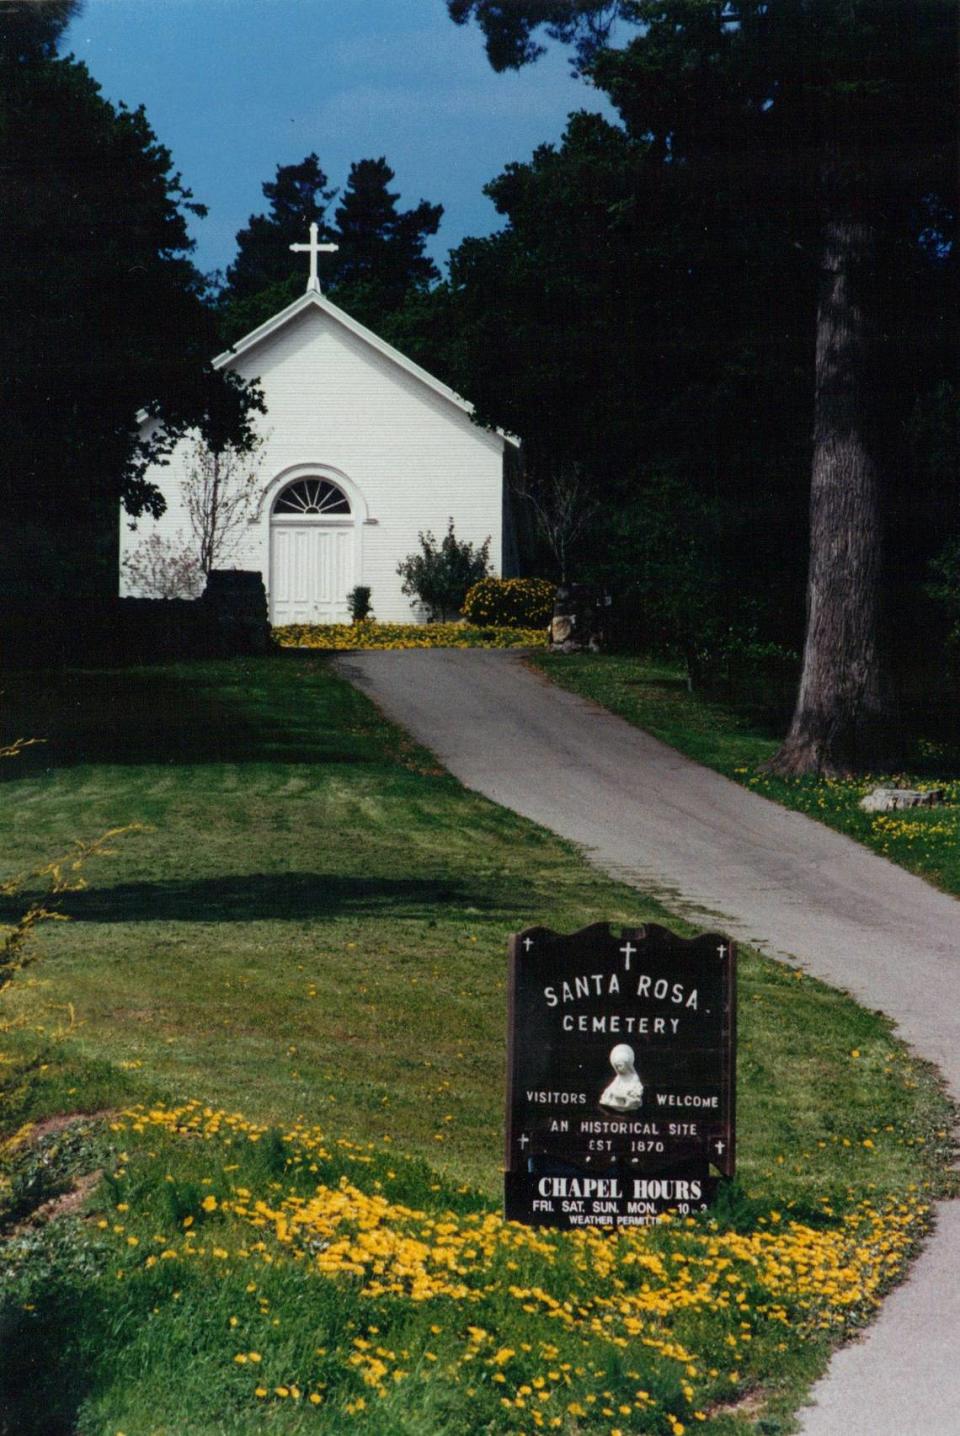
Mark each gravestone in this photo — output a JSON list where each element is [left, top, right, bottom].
[[202, 570, 272, 654], [549, 583, 606, 652], [859, 786, 944, 812], [504, 922, 736, 1229]]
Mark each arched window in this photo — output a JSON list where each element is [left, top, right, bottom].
[[272, 477, 351, 516]]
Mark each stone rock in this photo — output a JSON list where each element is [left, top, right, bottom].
[[202, 570, 273, 654], [859, 787, 945, 813], [549, 583, 605, 653]]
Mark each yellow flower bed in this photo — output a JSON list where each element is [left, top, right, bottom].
[[274, 621, 547, 650], [100, 1101, 930, 1432]]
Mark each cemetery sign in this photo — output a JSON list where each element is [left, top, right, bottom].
[[504, 923, 736, 1228]]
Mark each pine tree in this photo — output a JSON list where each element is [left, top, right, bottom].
[[219, 153, 442, 341], [218, 154, 338, 338], [1, 0, 260, 603], [449, 0, 957, 774], [331, 157, 442, 326]]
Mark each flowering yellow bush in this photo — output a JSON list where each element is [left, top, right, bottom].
[[92, 1100, 930, 1433], [274, 621, 547, 650], [462, 578, 557, 629]]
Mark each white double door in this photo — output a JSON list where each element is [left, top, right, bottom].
[[269, 520, 355, 624]]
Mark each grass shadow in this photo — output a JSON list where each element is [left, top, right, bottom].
[[623, 676, 689, 691], [1, 654, 389, 774], [0, 1280, 104, 1436], [0, 872, 506, 925]]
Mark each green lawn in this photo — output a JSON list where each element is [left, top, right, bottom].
[[0, 654, 955, 1435], [532, 653, 960, 897]]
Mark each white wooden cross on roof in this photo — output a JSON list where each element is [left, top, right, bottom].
[[289, 222, 339, 294]]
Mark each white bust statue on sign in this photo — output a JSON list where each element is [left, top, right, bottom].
[[599, 1044, 644, 1111]]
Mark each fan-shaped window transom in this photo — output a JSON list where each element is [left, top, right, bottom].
[[273, 478, 351, 517]]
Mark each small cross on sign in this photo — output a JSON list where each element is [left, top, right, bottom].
[[522, 936, 534, 952], [619, 940, 637, 968], [290, 221, 339, 294], [519, 1133, 530, 1149], [717, 943, 728, 960], [715, 1139, 725, 1154]]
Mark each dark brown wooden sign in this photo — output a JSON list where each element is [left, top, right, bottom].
[[504, 923, 736, 1229]]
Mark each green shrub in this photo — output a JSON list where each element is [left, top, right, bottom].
[[461, 576, 556, 628], [927, 537, 960, 644], [696, 633, 800, 722], [347, 585, 373, 623], [396, 519, 491, 622]]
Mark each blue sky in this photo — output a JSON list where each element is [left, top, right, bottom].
[[65, 0, 616, 282]]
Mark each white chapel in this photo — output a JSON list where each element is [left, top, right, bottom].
[[120, 224, 518, 624]]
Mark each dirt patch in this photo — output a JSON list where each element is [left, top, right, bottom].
[[11, 1169, 103, 1233], [705, 1388, 769, 1421], [10, 1109, 118, 1147], [2, 1110, 117, 1236]]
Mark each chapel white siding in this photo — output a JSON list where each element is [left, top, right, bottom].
[[120, 296, 513, 624]]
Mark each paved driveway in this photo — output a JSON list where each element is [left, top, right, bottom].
[[336, 648, 960, 1435]]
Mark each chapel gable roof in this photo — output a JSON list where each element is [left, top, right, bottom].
[[213, 290, 517, 448]]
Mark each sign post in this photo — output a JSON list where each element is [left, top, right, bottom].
[[504, 923, 736, 1229]]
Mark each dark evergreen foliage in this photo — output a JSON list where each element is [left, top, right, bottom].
[[445, 0, 957, 771], [444, 105, 812, 630], [447, 0, 630, 73], [223, 154, 338, 303], [0, 0, 81, 63], [0, 15, 262, 603], [219, 153, 443, 341], [330, 158, 442, 330]]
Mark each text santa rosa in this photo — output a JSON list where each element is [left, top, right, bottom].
[[543, 962, 701, 1037]]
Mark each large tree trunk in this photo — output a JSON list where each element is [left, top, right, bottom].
[[767, 215, 900, 777]]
